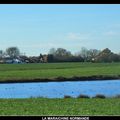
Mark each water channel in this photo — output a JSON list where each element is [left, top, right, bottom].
[[0, 80, 120, 98]]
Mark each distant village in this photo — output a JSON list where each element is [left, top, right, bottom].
[[0, 54, 48, 64], [0, 46, 120, 64]]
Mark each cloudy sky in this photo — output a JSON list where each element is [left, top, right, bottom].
[[0, 4, 120, 56]]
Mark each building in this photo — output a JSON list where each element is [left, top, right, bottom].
[[0, 57, 23, 64]]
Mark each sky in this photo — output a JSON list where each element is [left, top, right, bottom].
[[0, 4, 120, 56]]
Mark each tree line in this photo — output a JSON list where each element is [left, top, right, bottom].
[[0, 47, 120, 63]]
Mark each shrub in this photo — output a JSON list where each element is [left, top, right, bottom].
[[64, 95, 72, 98], [93, 94, 106, 99], [77, 94, 90, 98], [30, 96, 45, 98], [114, 94, 120, 98], [30, 96, 34, 98]]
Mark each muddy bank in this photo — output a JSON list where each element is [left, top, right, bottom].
[[0, 75, 120, 83]]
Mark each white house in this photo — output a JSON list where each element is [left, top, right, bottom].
[[4, 57, 13, 63], [0, 57, 23, 64], [13, 58, 22, 63]]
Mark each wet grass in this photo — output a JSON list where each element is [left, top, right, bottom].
[[0, 98, 119, 115], [0, 62, 120, 82]]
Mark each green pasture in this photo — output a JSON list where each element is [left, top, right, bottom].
[[0, 98, 119, 115], [0, 62, 120, 81]]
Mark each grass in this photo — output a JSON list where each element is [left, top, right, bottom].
[[0, 62, 119, 115], [0, 62, 120, 82], [0, 98, 119, 115]]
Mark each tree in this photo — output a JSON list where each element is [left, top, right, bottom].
[[55, 48, 72, 57], [110, 53, 120, 62], [54, 48, 72, 62], [78, 47, 89, 62], [95, 48, 114, 62], [47, 54, 54, 62], [77, 47, 100, 62], [49, 48, 56, 55], [6, 47, 20, 58], [87, 49, 100, 62], [48, 48, 73, 62], [0, 50, 4, 58]]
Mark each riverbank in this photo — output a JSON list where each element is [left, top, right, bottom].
[[0, 75, 120, 83], [0, 98, 119, 115], [0, 62, 120, 83]]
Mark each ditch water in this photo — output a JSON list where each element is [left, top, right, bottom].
[[0, 80, 120, 98]]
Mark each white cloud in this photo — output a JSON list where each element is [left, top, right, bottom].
[[18, 43, 58, 48], [105, 31, 118, 36], [66, 32, 91, 41], [110, 23, 120, 28]]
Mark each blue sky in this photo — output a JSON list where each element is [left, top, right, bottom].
[[0, 4, 120, 56]]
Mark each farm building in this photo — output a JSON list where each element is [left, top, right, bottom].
[[0, 57, 23, 64]]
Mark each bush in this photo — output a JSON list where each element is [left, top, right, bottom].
[[77, 94, 90, 98], [114, 94, 120, 98], [93, 94, 106, 99], [64, 95, 72, 98]]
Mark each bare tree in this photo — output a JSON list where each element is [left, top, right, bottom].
[[6, 47, 20, 58], [0, 50, 4, 58], [49, 48, 56, 55]]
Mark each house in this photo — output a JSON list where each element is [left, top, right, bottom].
[[13, 58, 22, 63], [18, 56, 29, 63], [43, 55, 48, 63], [0, 59, 4, 64], [39, 54, 48, 63], [0, 57, 13, 64], [0, 57, 23, 64]]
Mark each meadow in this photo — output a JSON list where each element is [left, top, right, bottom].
[[0, 62, 120, 82], [0, 98, 119, 115]]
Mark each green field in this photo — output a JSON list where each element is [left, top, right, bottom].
[[0, 63, 120, 116], [0, 98, 119, 115], [0, 62, 120, 82]]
